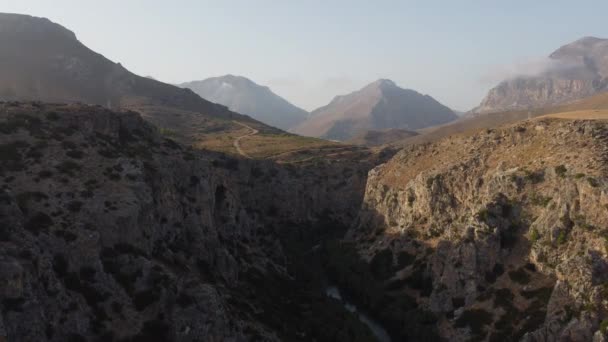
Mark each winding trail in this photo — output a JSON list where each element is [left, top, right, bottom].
[[232, 121, 259, 158]]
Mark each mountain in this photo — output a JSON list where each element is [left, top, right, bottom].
[[179, 75, 308, 130], [473, 36, 608, 114], [0, 13, 276, 146], [291, 79, 457, 141]]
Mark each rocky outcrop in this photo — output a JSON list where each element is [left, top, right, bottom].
[[473, 37, 608, 114], [0, 102, 383, 341], [349, 118, 608, 341]]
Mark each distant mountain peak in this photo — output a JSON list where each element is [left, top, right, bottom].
[[372, 78, 396, 87], [179, 76, 308, 130], [292, 79, 456, 141]]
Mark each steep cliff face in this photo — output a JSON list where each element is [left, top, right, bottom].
[[349, 118, 608, 341], [473, 37, 608, 114], [0, 102, 382, 341], [474, 78, 606, 114]]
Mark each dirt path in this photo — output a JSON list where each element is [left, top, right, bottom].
[[232, 121, 259, 158]]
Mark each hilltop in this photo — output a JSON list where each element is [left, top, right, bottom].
[[292, 79, 456, 141]]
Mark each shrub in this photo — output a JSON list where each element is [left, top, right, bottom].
[[55, 161, 81, 176], [530, 194, 552, 207], [46, 111, 60, 121], [66, 150, 85, 159], [66, 201, 83, 213], [600, 319, 608, 334], [508, 268, 531, 285], [397, 251, 415, 268], [524, 170, 544, 184], [574, 173, 586, 179], [455, 308, 493, 336], [133, 288, 161, 311], [370, 248, 394, 280], [38, 170, 53, 178], [554, 165, 567, 178], [529, 229, 540, 243], [24, 212, 54, 234], [557, 230, 567, 245], [587, 177, 599, 188]]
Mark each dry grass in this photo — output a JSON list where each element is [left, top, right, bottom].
[[239, 133, 339, 159], [541, 109, 608, 120]]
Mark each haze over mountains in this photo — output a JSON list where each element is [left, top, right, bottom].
[[292, 79, 457, 141], [179, 75, 308, 130], [473, 36, 608, 114]]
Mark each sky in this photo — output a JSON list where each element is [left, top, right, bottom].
[[2, 0, 608, 111]]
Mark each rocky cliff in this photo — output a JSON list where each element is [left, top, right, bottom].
[[0, 102, 385, 341], [347, 117, 608, 341], [473, 37, 608, 114]]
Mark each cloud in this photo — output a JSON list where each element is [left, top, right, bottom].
[[479, 56, 581, 85]]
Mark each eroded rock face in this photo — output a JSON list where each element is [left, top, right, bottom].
[[0, 102, 381, 341], [349, 118, 608, 341], [473, 37, 608, 114]]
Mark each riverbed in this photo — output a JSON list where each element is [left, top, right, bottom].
[[325, 286, 392, 342]]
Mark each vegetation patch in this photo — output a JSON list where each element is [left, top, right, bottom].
[[508, 268, 531, 285], [554, 165, 567, 178], [455, 308, 493, 337], [24, 212, 54, 235]]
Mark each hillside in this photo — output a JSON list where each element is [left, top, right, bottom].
[[472, 36, 608, 114], [0, 102, 391, 341], [393, 90, 608, 147], [180, 75, 308, 130], [341, 116, 608, 341], [0, 13, 279, 147], [291, 79, 457, 141], [348, 128, 419, 147]]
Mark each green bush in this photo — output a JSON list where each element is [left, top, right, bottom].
[[600, 319, 608, 334], [529, 229, 540, 243], [557, 230, 567, 245]]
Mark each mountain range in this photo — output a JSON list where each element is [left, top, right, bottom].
[[292, 79, 457, 141], [1, 10, 608, 342], [179, 75, 308, 130]]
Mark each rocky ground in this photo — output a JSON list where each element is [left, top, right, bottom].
[[2, 102, 607, 342], [347, 117, 608, 341], [0, 102, 387, 342]]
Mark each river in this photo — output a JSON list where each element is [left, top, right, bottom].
[[325, 286, 392, 342]]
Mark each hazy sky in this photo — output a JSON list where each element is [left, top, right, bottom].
[[2, 0, 608, 111]]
